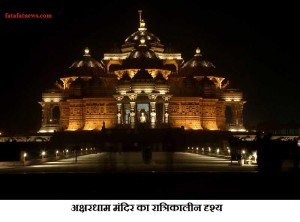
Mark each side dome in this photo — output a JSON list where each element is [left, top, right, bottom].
[[66, 47, 105, 77], [180, 47, 216, 76]]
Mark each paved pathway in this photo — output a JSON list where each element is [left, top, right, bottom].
[[0, 152, 256, 173]]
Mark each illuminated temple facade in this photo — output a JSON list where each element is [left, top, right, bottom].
[[38, 11, 246, 133]]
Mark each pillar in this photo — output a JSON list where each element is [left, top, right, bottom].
[[117, 103, 122, 124], [40, 103, 47, 126], [130, 101, 136, 128], [148, 94, 158, 128], [150, 101, 156, 128], [162, 95, 172, 124], [164, 103, 169, 123], [113, 95, 124, 125], [39, 102, 51, 126], [231, 101, 245, 127], [128, 94, 137, 128]]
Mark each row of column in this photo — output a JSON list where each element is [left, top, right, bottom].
[[39, 102, 59, 126], [114, 94, 172, 128], [226, 101, 245, 127]]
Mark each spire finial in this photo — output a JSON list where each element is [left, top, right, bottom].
[[138, 10, 142, 23], [195, 47, 201, 56], [138, 10, 146, 30], [84, 47, 90, 56]]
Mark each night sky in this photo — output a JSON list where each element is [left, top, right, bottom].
[[1, 0, 299, 134]]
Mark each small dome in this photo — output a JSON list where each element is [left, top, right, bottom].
[[181, 47, 216, 76], [66, 47, 104, 77]]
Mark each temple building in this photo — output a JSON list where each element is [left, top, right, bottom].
[[38, 11, 246, 133]]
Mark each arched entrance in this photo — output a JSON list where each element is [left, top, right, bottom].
[[225, 105, 233, 124], [51, 106, 60, 124]]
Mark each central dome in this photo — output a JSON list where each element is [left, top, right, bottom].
[[125, 30, 161, 46], [121, 11, 164, 53]]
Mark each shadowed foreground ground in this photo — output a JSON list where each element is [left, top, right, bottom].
[[0, 152, 299, 199]]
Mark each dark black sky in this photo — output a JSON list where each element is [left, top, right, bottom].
[[1, 0, 299, 134]]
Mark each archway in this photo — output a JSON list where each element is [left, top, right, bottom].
[[51, 106, 60, 124], [225, 106, 233, 124]]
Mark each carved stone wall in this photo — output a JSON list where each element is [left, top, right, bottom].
[[168, 97, 220, 130], [67, 99, 84, 131], [169, 97, 202, 130], [83, 98, 117, 130], [216, 101, 226, 130], [59, 102, 70, 130], [201, 99, 218, 130]]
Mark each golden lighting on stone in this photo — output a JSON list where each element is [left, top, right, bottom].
[[60, 77, 78, 90], [38, 10, 246, 133], [106, 60, 123, 73], [138, 10, 147, 31], [140, 19, 146, 28], [162, 60, 180, 72], [83, 126, 96, 131], [228, 128, 246, 132], [114, 69, 138, 79], [208, 76, 226, 89]]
